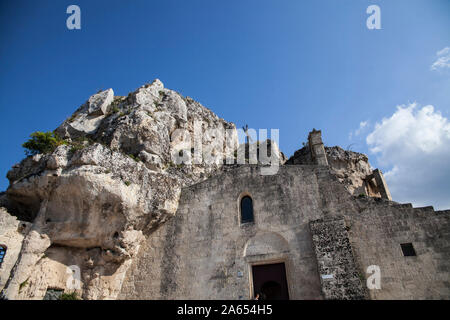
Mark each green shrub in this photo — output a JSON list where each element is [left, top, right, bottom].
[[22, 131, 67, 156], [68, 136, 93, 154], [70, 144, 85, 154], [59, 292, 80, 300]]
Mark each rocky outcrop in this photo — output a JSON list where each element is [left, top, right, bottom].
[[287, 145, 373, 196], [1, 79, 238, 300], [286, 145, 314, 165], [325, 146, 373, 196], [56, 89, 114, 138], [0, 205, 30, 292]]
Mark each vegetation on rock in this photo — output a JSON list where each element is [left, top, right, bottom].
[[59, 292, 80, 300], [22, 131, 67, 156]]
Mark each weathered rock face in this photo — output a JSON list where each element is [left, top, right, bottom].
[[325, 146, 373, 196], [309, 218, 367, 299], [286, 144, 314, 165], [287, 145, 373, 196], [56, 80, 237, 178], [1, 79, 238, 300], [56, 89, 115, 138], [0, 205, 31, 291]]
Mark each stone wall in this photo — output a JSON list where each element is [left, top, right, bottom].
[[119, 165, 358, 299], [345, 201, 450, 299], [119, 164, 450, 300], [2, 160, 445, 300], [309, 218, 367, 299], [287, 143, 390, 199]]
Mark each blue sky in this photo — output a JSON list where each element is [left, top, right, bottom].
[[0, 0, 449, 208]]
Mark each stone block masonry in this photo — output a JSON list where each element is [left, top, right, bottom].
[[309, 218, 367, 300], [308, 129, 328, 166]]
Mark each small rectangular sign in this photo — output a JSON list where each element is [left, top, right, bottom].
[[321, 274, 334, 279]]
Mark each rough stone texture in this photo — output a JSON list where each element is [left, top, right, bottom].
[[56, 89, 114, 138], [119, 164, 449, 300], [287, 144, 390, 199], [308, 129, 328, 166], [119, 165, 357, 299], [1, 79, 239, 300], [0, 206, 30, 291], [2, 142, 182, 299], [344, 201, 450, 299], [372, 169, 392, 200], [1, 80, 448, 300], [309, 218, 367, 299], [87, 89, 114, 116], [324, 146, 373, 196]]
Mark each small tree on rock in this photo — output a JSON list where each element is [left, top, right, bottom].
[[22, 131, 66, 156]]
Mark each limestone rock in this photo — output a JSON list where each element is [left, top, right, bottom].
[[287, 145, 373, 195], [88, 89, 114, 116], [55, 89, 114, 138], [325, 146, 373, 195], [1, 79, 238, 300], [0, 206, 30, 292]]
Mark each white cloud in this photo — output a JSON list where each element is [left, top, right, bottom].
[[366, 103, 450, 209], [431, 46, 450, 71], [437, 47, 450, 56], [349, 121, 369, 140]]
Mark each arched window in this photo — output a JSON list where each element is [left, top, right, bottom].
[[0, 245, 6, 267], [240, 196, 254, 223]]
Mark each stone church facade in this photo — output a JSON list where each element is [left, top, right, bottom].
[[119, 130, 450, 300], [0, 82, 448, 300]]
